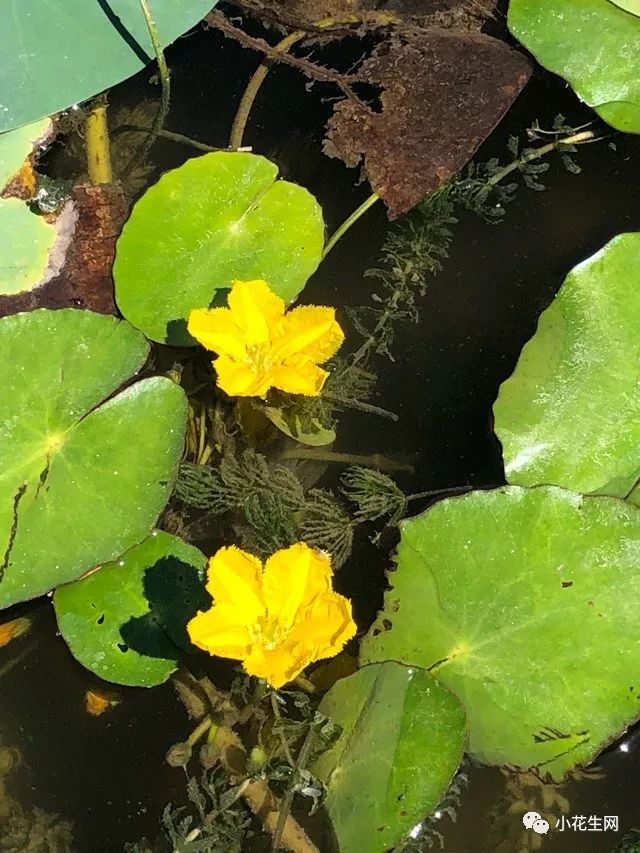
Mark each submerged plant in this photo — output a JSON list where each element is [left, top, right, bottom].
[[187, 543, 356, 688]]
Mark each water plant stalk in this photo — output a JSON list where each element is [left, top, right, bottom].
[[279, 448, 414, 473], [271, 724, 317, 853], [487, 129, 596, 186], [123, 0, 171, 177], [84, 98, 113, 184], [116, 124, 221, 153], [228, 13, 397, 150]]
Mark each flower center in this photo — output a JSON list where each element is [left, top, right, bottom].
[[249, 615, 288, 651], [245, 343, 272, 372]]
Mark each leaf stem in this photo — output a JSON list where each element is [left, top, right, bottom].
[[271, 724, 316, 853], [322, 192, 380, 259], [271, 693, 296, 767], [186, 714, 213, 747], [228, 13, 397, 150], [322, 392, 398, 421], [487, 129, 596, 187], [84, 96, 113, 184], [116, 124, 224, 153], [123, 0, 171, 178], [279, 448, 414, 473]]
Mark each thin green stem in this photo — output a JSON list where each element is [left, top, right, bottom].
[[123, 0, 171, 178], [406, 485, 475, 502], [322, 193, 380, 259], [116, 124, 221, 153], [279, 448, 414, 473], [230, 29, 306, 150], [271, 693, 296, 768], [186, 714, 213, 747], [0, 642, 37, 681], [228, 13, 397, 150], [322, 392, 398, 421], [487, 129, 596, 187], [271, 724, 316, 853]]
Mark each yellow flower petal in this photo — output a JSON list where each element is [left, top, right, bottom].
[[188, 604, 253, 660], [227, 279, 284, 347], [270, 361, 329, 396], [243, 641, 314, 689], [205, 546, 265, 623], [272, 306, 344, 363], [289, 591, 357, 660], [213, 356, 273, 398], [187, 307, 247, 360], [263, 543, 333, 629]]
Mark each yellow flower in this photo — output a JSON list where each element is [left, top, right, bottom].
[[187, 279, 344, 397], [187, 542, 357, 688]]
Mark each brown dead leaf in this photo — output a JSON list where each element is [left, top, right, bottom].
[[0, 182, 125, 318], [324, 29, 531, 217]]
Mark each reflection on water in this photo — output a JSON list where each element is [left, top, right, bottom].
[[4, 17, 640, 853]]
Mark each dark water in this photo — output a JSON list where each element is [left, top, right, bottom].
[[3, 17, 640, 852]]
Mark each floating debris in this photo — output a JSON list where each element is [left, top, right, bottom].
[[0, 617, 31, 648], [84, 689, 121, 717]]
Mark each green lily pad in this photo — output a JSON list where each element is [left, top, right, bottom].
[[54, 532, 208, 687], [113, 152, 325, 346], [0, 1, 216, 133], [361, 486, 640, 780], [0, 198, 60, 295], [0, 119, 51, 189], [0, 309, 187, 609], [508, 0, 640, 132], [313, 661, 466, 853], [494, 233, 640, 495]]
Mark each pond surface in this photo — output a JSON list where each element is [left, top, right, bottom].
[[3, 20, 640, 852]]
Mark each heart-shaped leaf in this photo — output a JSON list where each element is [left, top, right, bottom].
[[0, 309, 187, 609], [54, 532, 208, 687], [312, 661, 466, 853], [0, 1, 216, 133], [113, 152, 325, 346], [508, 0, 640, 132], [361, 486, 640, 780], [494, 233, 640, 495]]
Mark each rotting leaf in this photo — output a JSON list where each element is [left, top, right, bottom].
[[0, 184, 125, 317], [324, 30, 531, 217]]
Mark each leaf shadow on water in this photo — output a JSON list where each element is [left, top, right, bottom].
[[121, 556, 211, 659]]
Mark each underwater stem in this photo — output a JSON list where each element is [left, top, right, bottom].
[[322, 392, 398, 421], [123, 0, 171, 177], [213, 725, 318, 853], [84, 97, 113, 184], [116, 124, 223, 153], [229, 28, 307, 149], [322, 192, 380, 259], [186, 714, 213, 747], [279, 448, 414, 473], [271, 693, 296, 767], [271, 725, 316, 853], [229, 14, 397, 149], [487, 129, 596, 187]]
